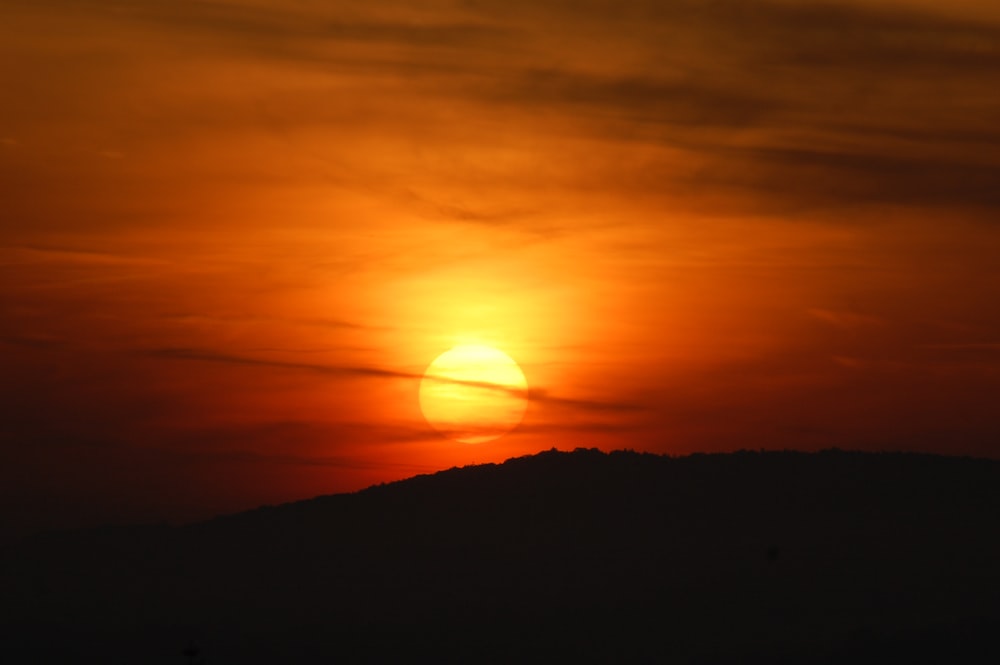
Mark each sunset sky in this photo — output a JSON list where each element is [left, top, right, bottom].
[[3, 0, 999, 534]]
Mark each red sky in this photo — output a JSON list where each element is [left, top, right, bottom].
[[2, 0, 1000, 534]]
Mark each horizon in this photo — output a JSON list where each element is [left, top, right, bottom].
[[14, 445, 1000, 539], [3, 0, 1000, 536]]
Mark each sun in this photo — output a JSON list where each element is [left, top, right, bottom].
[[419, 345, 528, 444]]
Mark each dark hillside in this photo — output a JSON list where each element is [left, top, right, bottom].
[[2, 448, 998, 663]]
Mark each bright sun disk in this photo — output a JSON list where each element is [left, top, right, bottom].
[[419, 344, 528, 444]]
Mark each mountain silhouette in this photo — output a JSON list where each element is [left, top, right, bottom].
[[2, 448, 998, 663]]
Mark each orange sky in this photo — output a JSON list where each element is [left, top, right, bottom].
[[2, 0, 1000, 533]]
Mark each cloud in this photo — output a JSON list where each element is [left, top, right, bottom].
[[832, 356, 867, 370], [913, 343, 1000, 363], [526, 388, 646, 413], [0, 334, 65, 349], [511, 421, 642, 435], [146, 347, 643, 412], [183, 448, 436, 471], [159, 312, 384, 333], [147, 346, 421, 379], [152, 420, 447, 468], [0, 245, 169, 267], [807, 308, 886, 330], [8, 0, 998, 226], [918, 343, 1000, 350]]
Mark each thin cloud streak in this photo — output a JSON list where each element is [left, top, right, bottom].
[[146, 347, 643, 413], [0, 334, 65, 349]]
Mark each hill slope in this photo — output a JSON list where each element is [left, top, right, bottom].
[[2, 448, 999, 663]]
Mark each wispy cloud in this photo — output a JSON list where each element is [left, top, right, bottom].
[[146, 347, 643, 412], [255, 0, 995, 215], [525, 388, 646, 413], [147, 346, 421, 379], [0, 245, 170, 267], [0, 334, 65, 349], [183, 448, 439, 471], [6, 0, 998, 228], [917, 343, 1000, 350], [807, 308, 886, 330]]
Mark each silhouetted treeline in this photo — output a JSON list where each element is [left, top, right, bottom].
[[2, 448, 998, 663]]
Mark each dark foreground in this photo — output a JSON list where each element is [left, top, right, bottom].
[[2, 448, 998, 663]]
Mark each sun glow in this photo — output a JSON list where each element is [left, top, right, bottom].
[[419, 345, 528, 444]]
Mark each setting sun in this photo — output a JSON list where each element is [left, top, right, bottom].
[[419, 345, 528, 444]]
